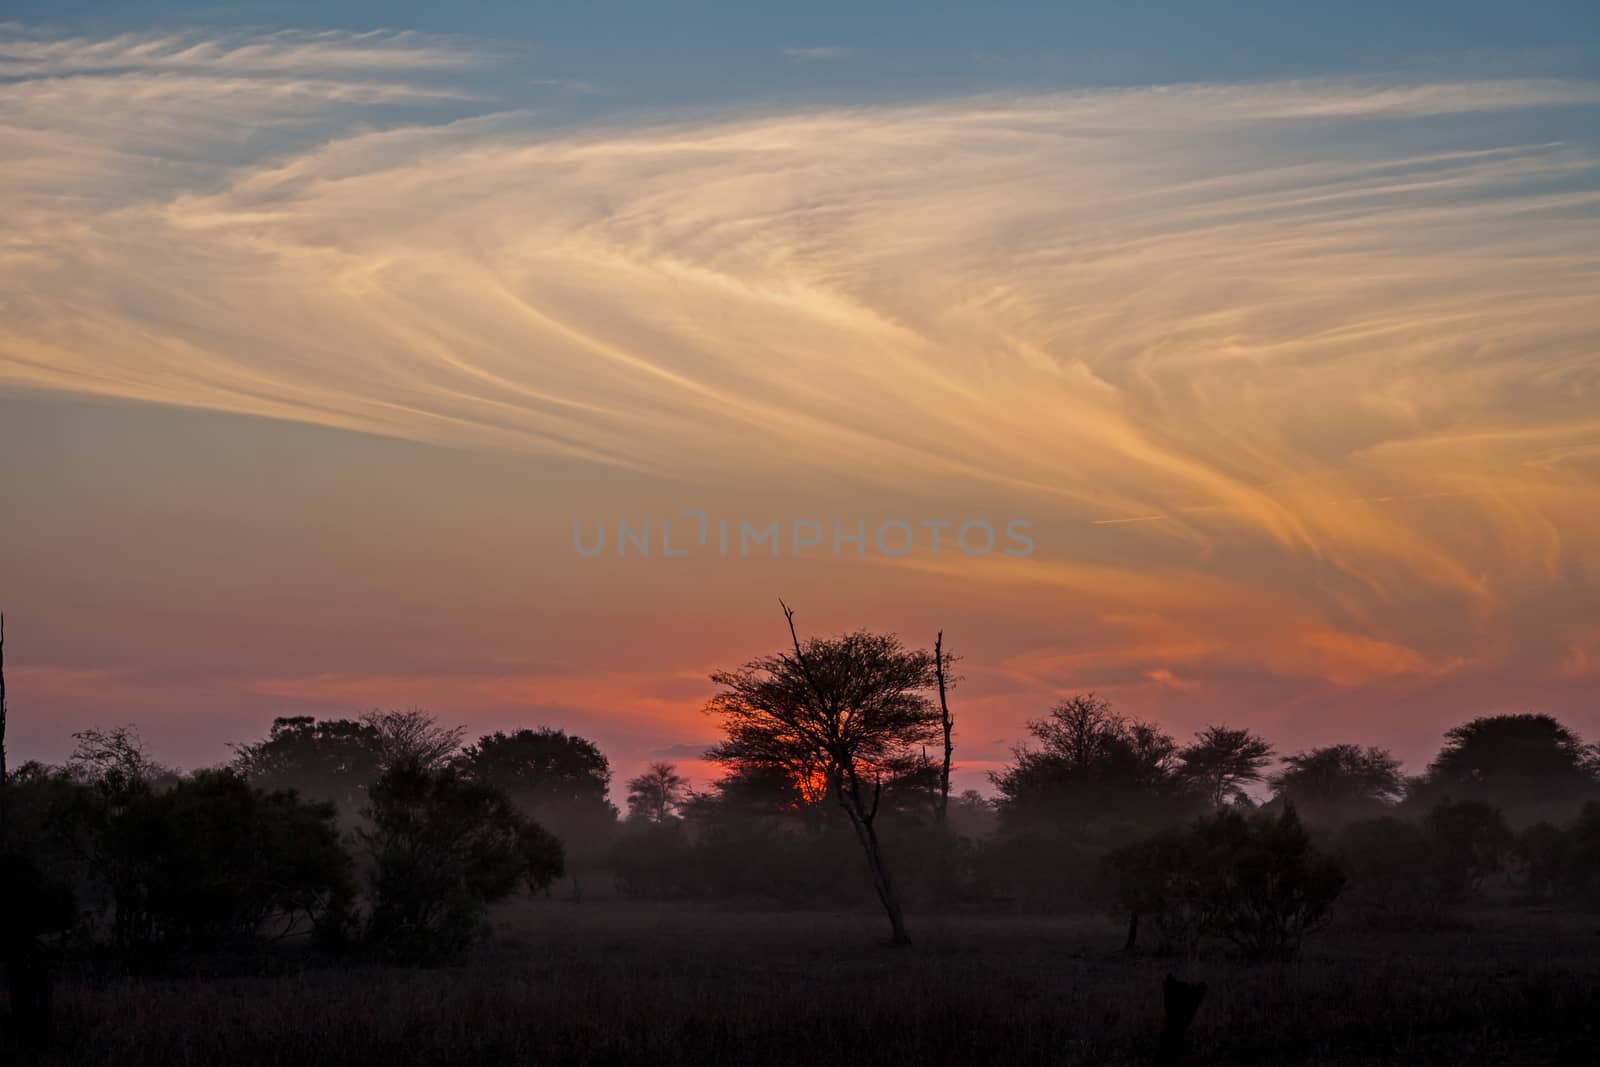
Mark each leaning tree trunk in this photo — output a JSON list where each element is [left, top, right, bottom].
[[841, 772, 912, 946]]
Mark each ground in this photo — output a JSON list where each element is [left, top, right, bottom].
[[21, 901, 1600, 1065]]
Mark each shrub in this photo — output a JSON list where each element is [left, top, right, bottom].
[[100, 769, 355, 953], [1194, 806, 1345, 960], [1336, 816, 1438, 922], [1516, 820, 1570, 903], [1103, 827, 1207, 955], [1564, 802, 1600, 908], [1106, 806, 1344, 960], [1424, 799, 1514, 905], [360, 762, 563, 962]]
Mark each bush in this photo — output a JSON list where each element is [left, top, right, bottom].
[[100, 770, 355, 953], [1103, 827, 1206, 955], [1336, 817, 1439, 922], [1563, 803, 1600, 908], [1196, 806, 1345, 960], [1105, 806, 1344, 960], [610, 822, 695, 899], [1424, 799, 1514, 906], [359, 762, 563, 962], [1516, 820, 1570, 903]]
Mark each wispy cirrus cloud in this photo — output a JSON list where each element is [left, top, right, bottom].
[[0, 26, 483, 77], [2, 25, 1599, 723]]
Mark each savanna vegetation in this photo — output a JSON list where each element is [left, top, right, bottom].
[[3, 608, 1600, 1064]]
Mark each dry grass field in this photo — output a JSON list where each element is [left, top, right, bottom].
[[23, 899, 1600, 1066]]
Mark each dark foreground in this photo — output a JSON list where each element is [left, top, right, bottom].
[[15, 903, 1600, 1066]]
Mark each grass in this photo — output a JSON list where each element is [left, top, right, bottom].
[[16, 901, 1600, 1065]]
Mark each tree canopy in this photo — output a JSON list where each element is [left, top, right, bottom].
[[990, 694, 1184, 827], [705, 607, 947, 944], [1269, 744, 1405, 820], [1415, 713, 1599, 820], [1176, 725, 1274, 808]]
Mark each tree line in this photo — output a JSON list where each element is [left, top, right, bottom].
[[4, 606, 1600, 1033]]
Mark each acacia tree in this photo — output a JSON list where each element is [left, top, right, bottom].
[[363, 709, 465, 772], [990, 693, 1181, 826], [705, 602, 946, 945], [1177, 726, 1275, 808], [1269, 744, 1404, 820], [626, 762, 689, 824]]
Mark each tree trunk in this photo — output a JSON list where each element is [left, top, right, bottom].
[[934, 630, 952, 827], [853, 811, 911, 946], [839, 772, 911, 946], [1124, 910, 1140, 953]]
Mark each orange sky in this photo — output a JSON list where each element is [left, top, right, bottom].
[[2, 30, 1598, 793]]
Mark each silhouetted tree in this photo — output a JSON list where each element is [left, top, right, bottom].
[[1269, 743, 1404, 821], [95, 769, 354, 953], [687, 763, 813, 819], [231, 710, 461, 821], [68, 725, 172, 788], [1104, 826, 1205, 955], [359, 762, 562, 962], [705, 602, 946, 945], [991, 694, 1182, 826], [1105, 806, 1343, 960], [456, 727, 617, 897], [1193, 806, 1345, 960], [232, 716, 386, 818], [364, 708, 464, 772], [625, 762, 689, 824], [1414, 713, 1599, 822], [674, 766, 863, 904], [948, 789, 997, 839], [1176, 726, 1274, 808]]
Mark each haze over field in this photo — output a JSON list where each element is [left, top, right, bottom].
[[2, 3, 1598, 791]]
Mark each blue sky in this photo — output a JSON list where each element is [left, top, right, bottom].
[[10, 2, 1600, 116]]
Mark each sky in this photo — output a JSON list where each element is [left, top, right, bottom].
[[2, 3, 1598, 797]]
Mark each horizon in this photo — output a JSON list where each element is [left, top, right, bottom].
[[4, 2, 1600, 805]]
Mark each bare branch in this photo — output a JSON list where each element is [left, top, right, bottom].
[[935, 629, 953, 827]]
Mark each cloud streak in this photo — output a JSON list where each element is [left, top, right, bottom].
[[2, 26, 1598, 726]]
